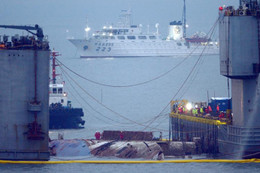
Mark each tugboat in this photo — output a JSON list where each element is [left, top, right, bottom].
[[49, 51, 85, 129]]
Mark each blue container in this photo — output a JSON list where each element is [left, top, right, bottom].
[[208, 97, 232, 112]]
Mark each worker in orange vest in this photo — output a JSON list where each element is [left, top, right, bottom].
[[178, 106, 183, 114], [95, 131, 101, 140], [120, 131, 124, 140], [219, 112, 225, 119], [208, 105, 212, 112], [216, 104, 220, 113]]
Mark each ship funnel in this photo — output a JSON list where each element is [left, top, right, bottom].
[[167, 21, 183, 40]]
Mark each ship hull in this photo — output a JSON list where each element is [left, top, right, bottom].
[[49, 107, 85, 129], [218, 125, 260, 159], [218, 140, 260, 159], [0, 49, 50, 160], [69, 39, 219, 58]]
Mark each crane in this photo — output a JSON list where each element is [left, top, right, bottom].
[[0, 24, 44, 41]]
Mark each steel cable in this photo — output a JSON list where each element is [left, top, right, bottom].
[[56, 46, 203, 88], [142, 17, 220, 131]]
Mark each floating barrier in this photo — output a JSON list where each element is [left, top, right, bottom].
[[0, 159, 260, 164]]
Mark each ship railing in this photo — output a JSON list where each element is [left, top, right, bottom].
[[219, 125, 260, 145], [0, 35, 49, 50], [222, 5, 260, 17], [170, 112, 228, 126]]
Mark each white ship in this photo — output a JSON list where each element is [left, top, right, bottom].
[[69, 10, 219, 58]]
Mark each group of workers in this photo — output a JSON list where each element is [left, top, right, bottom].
[[173, 104, 232, 123]]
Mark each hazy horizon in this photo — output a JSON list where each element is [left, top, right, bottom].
[[1, 0, 238, 57]]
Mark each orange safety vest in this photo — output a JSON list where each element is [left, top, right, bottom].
[[217, 105, 220, 112], [208, 105, 212, 112]]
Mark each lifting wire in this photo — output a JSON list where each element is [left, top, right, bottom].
[[56, 51, 197, 88], [179, 19, 218, 101], [60, 65, 149, 128], [60, 66, 142, 127], [56, 62, 126, 126], [139, 113, 169, 125], [55, 62, 148, 129], [59, 65, 166, 131], [55, 17, 220, 132], [177, 26, 218, 100], [58, 18, 219, 89], [142, 17, 220, 131]]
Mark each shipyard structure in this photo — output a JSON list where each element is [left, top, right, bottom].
[[0, 25, 50, 160], [170, 0, 260, 158]]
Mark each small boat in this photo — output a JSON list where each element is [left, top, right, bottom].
[[49, 51, 85, 129]]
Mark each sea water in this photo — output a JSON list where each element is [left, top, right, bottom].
[[50, 54, 228, 140], [1, 162, 260, 173], [1, 46, 260, 173], [2, 52, 260, 173]]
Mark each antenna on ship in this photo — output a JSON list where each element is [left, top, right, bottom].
[[182, 0, 187, 38], [85, 17, 91, 39], [155, 23, 159, 35], [118, 9, 132, 27], [51, 50, 61, 84]]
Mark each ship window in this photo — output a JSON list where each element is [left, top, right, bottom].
[[119, 29, 129, 34], [112, 29, 118, 35], [61, 99, 64, 103], [118, 36, 125, 40], [58, 88, 62, 94], [127, 36, 136, 40], [138, 36, 147, 39], [101, 36, 109, 40], [53, 88, 57, 94], [94, 36, 100, 39], [149, 36, 156, 39], [110, 36, 115, 39], [177, 42, 182, 46]]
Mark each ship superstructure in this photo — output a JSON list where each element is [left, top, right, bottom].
[[69, 8, 219, 58]]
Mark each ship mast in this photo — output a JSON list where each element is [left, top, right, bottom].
[[182, 0, 187, 38], [51, 51, 60, 84]]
